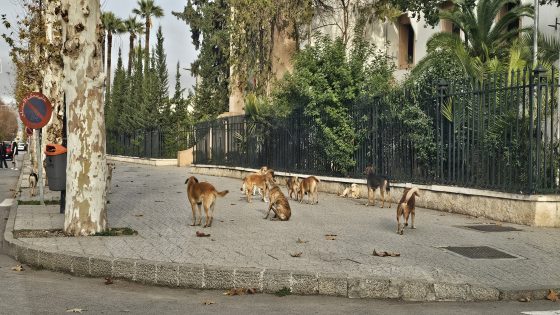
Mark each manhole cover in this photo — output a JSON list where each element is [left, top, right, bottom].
[[465, 225, 522, 232], [442, 246, 518, 259]]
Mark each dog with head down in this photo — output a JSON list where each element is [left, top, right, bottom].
[[185, 176, 229, 228], [264, 185, 291, 221], [241, 170, 275, 203], [286, 176, 299, 200], [298, 176, 320, 204], [396, 187, 420, 235]]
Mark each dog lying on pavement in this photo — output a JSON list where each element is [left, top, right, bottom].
[[185, 176, 229, 228], [298, 176, 320, 204], [339, 183, 359, 199], [364, 165, 391, 208], [396, 187, 420, 235], [264, 185, 291, 221]]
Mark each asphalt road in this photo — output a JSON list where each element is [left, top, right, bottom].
[[1, 154, 559, 314]]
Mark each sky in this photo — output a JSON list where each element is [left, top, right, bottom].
[[0, 0, 197, 106]]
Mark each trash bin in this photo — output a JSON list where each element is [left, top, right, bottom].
[[45, 144, 67, 191]]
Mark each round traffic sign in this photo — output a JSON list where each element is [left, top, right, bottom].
[[19, 92, 53, 129], [26, 127, 33, 136]]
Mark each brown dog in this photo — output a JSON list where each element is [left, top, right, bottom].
[[396, 187, 420, 235], [298, 176, 320, 204], [340, 183, 359, 199], [185, 176, 229, 227], [264, 185, 291, 221], [241, 171, 275, 203], [286, 176, 299, 200]]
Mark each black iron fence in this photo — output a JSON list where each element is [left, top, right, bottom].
[[107, 127, 196, 159], [108, 67, 560, 194]]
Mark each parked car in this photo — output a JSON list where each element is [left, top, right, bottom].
[[17, 142, 27, 151], [2, 141, 13, 160]]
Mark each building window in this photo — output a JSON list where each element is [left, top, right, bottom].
[[398, 15, 414, 69], [497, 1, 521, 31]]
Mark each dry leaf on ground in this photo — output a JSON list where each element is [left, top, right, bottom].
[[202, 300, 215, 305], [290, 252, 303, 257], [296, 238, 308, 244], [547, 289, 559, 302], [325, 234, 337, 240], [373, 249, 400, 257], [11, 265, 24, 272], [134, 214, 143, 217], [66, 309, 86, 313], [104, 277, 113, 285], [196, 231, 211, 237], [517, 297, 531, 302]]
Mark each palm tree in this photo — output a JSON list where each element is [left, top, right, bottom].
[[102, 12, 125, 95], [133, 0, 164, 66], [415, 0, 533, 79], [124, 16, 145, 76]]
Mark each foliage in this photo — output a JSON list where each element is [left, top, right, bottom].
[[273, 35, 394, 175], [107, 49, 128, 132], [173, 0, 230, 121], [133, 0, 164, 68], [374, 0, 477, 26], [123, 16, 144, 75], [154, 26, 169, 124], [0, 109, 18, 141], [415, 0, 533, 79]]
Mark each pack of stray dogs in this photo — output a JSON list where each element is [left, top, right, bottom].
[[185, 164, 420, 235]]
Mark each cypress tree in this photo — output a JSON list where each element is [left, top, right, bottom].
[[108, 49, 128, 132]]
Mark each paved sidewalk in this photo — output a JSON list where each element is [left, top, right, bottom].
[[6, 160, 560, 301]]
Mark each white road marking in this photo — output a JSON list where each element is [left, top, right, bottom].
[[522, 311, 560, 315]]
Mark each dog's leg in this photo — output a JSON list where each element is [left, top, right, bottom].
[[397, 205, 402, 234], [411, 209, 416, 229], [208, 200, 215, 227], [380, 188, 385, 208], [264, 203, 273, 219], [403, 205, 410, 228], [203, 202, 210, 228], [314, 188, 319, 204], [196, 203, 203, 226], [189, 202, 197, 226]]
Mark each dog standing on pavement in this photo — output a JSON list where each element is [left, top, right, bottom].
[[364, 165, 391, 208], [264, 185, 291, 221], [396, 187, 420, 235], [286, 176, 299, 200], [241, 170, 275, 203], [185, 176, 229, 228], [298, 176, 320, 204], [29, 171, 38, 197]]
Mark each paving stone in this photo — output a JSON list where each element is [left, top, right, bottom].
[[178, 264, 204, 288], [112, 258, 136, 280], [157, 262, 179, 287], [204, 265, 234, 290]]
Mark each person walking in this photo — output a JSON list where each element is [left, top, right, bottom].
[[0, 143, 8, 169], [11, 141, 18, 170]]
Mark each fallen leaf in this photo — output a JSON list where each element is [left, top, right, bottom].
[[11, 265, 24, 272], [290, 252, 303, 257], [230, 203, 236, 205], [296, 238, 308, 244], [196, 231, 211, 237], [325, 234, 337, 240], [547, 289, 559, 302], [517, 297, 531, 302], [373, 249, 400, 257], [66, 309, 86, 313], [104, 277, 113, 285], [247, 288, 256, 294], [134, 214, 144, 217], [223, 287, 257, 296], [202, 300, 215, 305]]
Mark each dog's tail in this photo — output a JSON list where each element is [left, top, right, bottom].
[[404, 187, 419, 202], [216, 190, 229, 197]]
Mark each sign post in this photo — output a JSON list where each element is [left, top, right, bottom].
[[19, 92, 53, 206]]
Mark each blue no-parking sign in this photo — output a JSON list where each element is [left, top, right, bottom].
[[18, 92, 53, 129]]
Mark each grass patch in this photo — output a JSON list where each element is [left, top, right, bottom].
[[274, 287, 292, 297], [94, 227, 138, 236], [18, 200, 60, 205]]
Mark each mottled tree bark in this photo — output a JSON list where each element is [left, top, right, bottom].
[[60, 0, 108, 235], [42, 0, 64, 149]]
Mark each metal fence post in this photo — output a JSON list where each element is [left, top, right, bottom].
[[438, 79, 448, 182]]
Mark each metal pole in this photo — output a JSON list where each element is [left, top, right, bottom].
[[533, 0, 539, 67], [37, 129, 44, 205]]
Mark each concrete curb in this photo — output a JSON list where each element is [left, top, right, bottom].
[[107, 155, 176, 166]]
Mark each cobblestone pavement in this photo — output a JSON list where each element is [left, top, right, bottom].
[[16, 161, 560, 291]]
